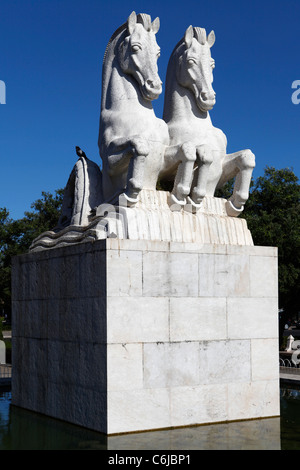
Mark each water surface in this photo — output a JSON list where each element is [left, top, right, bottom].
[[0, 385, 298, 450]]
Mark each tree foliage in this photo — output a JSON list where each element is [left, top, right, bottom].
[[0, 208, 12, 317], [0, 190, 64, 317], [217, 167, 300, 316], [242, 167, 300, 317]]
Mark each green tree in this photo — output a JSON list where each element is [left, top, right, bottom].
[[0, 208, 12, 318], [0, 190, 64, 318], [14, 189, 64, 252], [242, 167, 300, 316]]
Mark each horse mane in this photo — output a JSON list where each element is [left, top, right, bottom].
[[193, 27, 207, 45], [167, 26, 209, 61], [102, 13, 154, 67], [163, 39, 183, 121], [101, 13, 154, 109], [102, 23, 127, 69], [137, 13, 152, 31]]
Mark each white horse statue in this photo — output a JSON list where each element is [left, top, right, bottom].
[[57, 11, 195, 230], [162, 25, 255, 215], [98, 11, 169, 205]]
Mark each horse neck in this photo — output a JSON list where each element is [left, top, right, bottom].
[[101, 32, 152, 113], [104, 66, 154, 114]]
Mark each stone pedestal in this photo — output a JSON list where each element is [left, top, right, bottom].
[[29, 192, 254, 251], [12, 238, 279, 434]]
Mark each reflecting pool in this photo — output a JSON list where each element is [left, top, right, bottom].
[[0, 385, 299, 450]]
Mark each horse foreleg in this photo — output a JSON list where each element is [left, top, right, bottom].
[[170, 142, 197, 207], [126, 153, 147, 203], [217, 149, 255, 216], [107, 136, 149, 204], [188, 144, 213, 208], [126, 137, 149, 203]]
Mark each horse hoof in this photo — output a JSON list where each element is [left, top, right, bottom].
[[225, 200, 244, 217], [169, 192, 186, 211], [186, 196, 203, 211], [120, 192, 139, 206]]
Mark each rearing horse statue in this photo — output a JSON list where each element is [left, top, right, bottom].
[[98, 11, 169, 205], [162, 25, 255, 215]]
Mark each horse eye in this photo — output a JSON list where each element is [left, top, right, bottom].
[[187, 58, 196, 66], [131, 44, 141, 52]]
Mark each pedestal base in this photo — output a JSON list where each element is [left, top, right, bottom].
[[12, 239, 279, 434], [29, 191, 254, 252]]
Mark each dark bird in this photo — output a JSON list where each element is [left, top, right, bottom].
[[76, 146, 87, 159]]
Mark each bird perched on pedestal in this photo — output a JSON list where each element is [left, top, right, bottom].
[[76, 146, 87, 159]]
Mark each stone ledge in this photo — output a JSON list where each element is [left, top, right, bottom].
[[29, 190, 254, 252]]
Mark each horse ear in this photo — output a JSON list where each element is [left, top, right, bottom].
[[207, 30, 215, 47], [151, 17, 160, 34], [127, 11, 137, 34], [184, 25, 194, 48]]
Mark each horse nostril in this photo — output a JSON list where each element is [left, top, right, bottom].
[[201, 91, 216, 101], [146, 79, 162, 90]]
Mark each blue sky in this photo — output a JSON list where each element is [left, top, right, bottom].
[[1, 0, 299, 220]]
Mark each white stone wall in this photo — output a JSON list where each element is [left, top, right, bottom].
[[105, 240, 279, 434], [12, 239, 279, 434]]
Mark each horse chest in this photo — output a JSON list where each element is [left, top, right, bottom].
[[168, 118, 225, 150], [103, 109, 168, 144]]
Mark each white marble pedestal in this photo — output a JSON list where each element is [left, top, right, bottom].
[[12, 238, 280, 434]]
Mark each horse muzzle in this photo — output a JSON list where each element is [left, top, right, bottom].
[[197, 90, 216, 111], [142, 78, 163, 100]]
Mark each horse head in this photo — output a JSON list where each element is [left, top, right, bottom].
[[177, 25, 216, 112], [118, 11, 162, 101]]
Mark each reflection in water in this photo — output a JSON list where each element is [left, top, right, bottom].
[[108, 418, 281, 450], [280, 384, 300, 450], [0, 390, 107, 450], [0, 386, 299, 450], [281, 387, 300, 399]]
